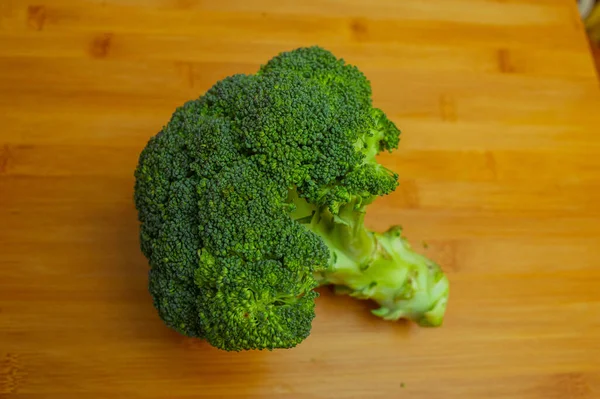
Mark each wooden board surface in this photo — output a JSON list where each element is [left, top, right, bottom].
[[2, 0, 600, 397]]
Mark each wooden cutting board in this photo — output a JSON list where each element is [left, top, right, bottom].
[[2, 0, 599, 397]]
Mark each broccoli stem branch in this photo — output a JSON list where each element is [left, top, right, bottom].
[[288, 190, 449, 327]]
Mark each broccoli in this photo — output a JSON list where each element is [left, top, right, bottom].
[[134, 46, 449, 351]]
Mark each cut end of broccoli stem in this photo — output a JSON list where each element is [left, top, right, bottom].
[[319, 226, 449, 327], [366, 227, 449, 327]]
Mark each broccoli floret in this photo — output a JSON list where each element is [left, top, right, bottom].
[[134, 46, 449, 351]]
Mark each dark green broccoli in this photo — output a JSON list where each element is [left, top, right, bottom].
[[134, 46, 449, 351]]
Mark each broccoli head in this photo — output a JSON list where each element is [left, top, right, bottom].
[[134, 46, 449, 351]]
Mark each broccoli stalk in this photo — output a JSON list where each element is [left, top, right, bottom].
[[288, 191, 449, 327]]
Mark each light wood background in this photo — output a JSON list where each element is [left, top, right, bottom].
[[1, 0, 600, 397]]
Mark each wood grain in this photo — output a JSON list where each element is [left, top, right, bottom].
[[1, 0, 600, 397]]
